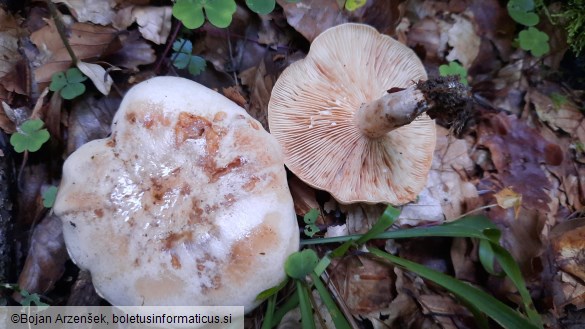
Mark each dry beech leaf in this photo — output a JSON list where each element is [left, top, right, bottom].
[[52, 0, 116, 25], [277, 0, 402, 42], [239, 58, 275, 129], [494, 187, 522, 219], [0, 102, 17, 134], [105, 30, 156, 71], [113, 6, 172, 45], [528, 89, 585, 146], [17, 214, 68, 295], [76, 61, 113, 95], [30, 21, 118, 84], [442, 11, 480, 68], [0, 9, 26, 90]]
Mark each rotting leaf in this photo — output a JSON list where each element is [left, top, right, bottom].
[[53, 0, 116, 25], [76, 62, 113, 96], [113, 6, 172, 45]]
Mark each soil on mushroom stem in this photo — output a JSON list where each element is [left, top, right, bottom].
[[417, 76, 473, 137]]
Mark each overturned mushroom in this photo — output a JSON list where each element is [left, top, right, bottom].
[[268, 23, 470, 205], [53, 77, 299, 311]]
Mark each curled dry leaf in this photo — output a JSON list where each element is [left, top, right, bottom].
[[238, 58, 276, 129], [17, 214, 68, 295], [113, 6, 172, 45], [52, 0, 116, 25], [494, 187, 522, 219], [30, 21, 118, 84], [76, 61, 113, 95]]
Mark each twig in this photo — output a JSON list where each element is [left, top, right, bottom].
[[46, 0, 78, 64], [155, 21, 183, 74], [226, 28, 239, 86]]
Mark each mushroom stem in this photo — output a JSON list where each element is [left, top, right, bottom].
[[356, 76, 471, 139], [356, 85, 428, 139]]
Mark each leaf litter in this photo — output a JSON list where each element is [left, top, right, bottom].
[[1, 0, 584, 328]]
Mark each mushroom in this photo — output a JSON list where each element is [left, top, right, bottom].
[[268, 23, 468, 205], [53, 76, 299, 311]]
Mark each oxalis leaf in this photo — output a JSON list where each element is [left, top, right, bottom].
[[10, 119, 50, 153], [345, 0, 367, 11], [507, 0, 539, 26], [285, 249, 318, 280], [173, 0, 237, 29], [439, 61, 468, 85], [518, 27, 550, 57], [246, 0, 275, 15], [172, 39, 207, 76], [42, 186, 58, 208], [49, 68, 87, 100]]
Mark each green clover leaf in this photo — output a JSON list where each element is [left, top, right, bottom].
[[172, 39, 207, 76], [285, 249, 319, 280], [439, 61, 468, 85], [345, 0, 367, 11], [49, 68, 87, 100], [42, 186, 58, 208], [173, 0, 237, 29], [507, 0, 539, 26], [246, 0, 275, 15], [518, 27, 550, 57], [10, 119, 50, 153]]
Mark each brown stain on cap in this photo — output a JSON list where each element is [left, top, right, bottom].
[[226, 212, 279, 284]]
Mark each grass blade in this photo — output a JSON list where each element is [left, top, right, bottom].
[[310, 273, 352, 329], [296, 280, 316, 329], [368, 247, 540, 329]]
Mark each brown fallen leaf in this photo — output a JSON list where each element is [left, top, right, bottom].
[[30, 20, 119, 84], [329, 255, 394, 316], [239, 58, 276, 129], [112, 6, 172, 45], [17, 214, 68, 295], [222, 86, 247, 108], [53, 0, 116, 25], [66, 93, 120, 155], [551, 220, 585, 283], [494, 187, 522, 219], [104, 30, 156, 72], [277, 0, 403, 42], [0, 9, 26, 93], [476, 112, 559, 212], [528, 89, 585, 147]]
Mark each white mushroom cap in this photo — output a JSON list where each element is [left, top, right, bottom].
[[268, 23, 436, 205], [53, 77, 299, 311]]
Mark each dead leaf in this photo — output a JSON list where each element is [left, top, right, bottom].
[[0, 102, 16, 134], [528, 89, 585, 147], [221, 86, 247, 108], [442, 11, 480, 68], [52, 0, 116, 25], [239, 58, 276, 129], [552, 221, 585, 282], [30, 20, 119, 84], [329, 255, 394, 315], [76, 61, 113, 95], [476, 113, 558, 212], [66, 93, 120, 155], [494, 187, 522, 219], [17, 214, 68, 295], [0, 9, 26, 92], [113, 6, 172, 45], [277, 0, 403, 42], [104, 30, 156, 71]]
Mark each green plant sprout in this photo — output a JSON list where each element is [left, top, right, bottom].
[[10, 119, 50, 153], [344, 0, 367, 11], [42, 186, 58, 208], [553, 0, 585, 55], [303, 208, 320, 237], [172, 39, 207, 76], [49, 68, 87, 100], [0, 283, 48, 307], [439, 61, 468, 85], [259, 206, 543, 329], [518, 26, 550, 57], [172, 0, 237, 29], [549, 92, 568, 109], [508, 0, 540, 26], [507, 0, 550, 57]]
